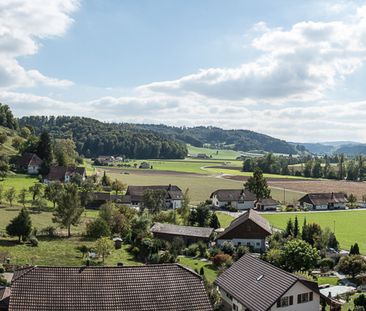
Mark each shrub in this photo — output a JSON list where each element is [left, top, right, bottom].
[[184, 243, 199, 257], [0, 265, 4, 273], [131, 247, 140, 257], [220, 241, 235, 255], [197, 241, 208, 258], [200, 267, 204, 275], [41, 226, 56, 237], [149, 253, 160, 264], [212, 253, 233, 268], [86, 218, 111, 239], [29, 236, 39, 247], [234, 245, 250, 261], [319, 257, 335, 272], [208, 246, 220, 259]]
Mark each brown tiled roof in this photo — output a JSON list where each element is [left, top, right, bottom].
[[299, 192, 347, 205], [215, 254, 319, 311], [9, 265, 212, 311], [210, 189, 256, 202], [151, 223, 214, 239], [15, 153, 43, 167], [216, 209, 272, 240], [125, 185, 183, 202], [0, 287, 10, 311]]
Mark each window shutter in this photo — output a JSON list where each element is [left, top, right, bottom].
[[297, 294, 301, 303], [289, 296, 293, 305], [309, 292, 313, 301], [277, 300, 281, 307]]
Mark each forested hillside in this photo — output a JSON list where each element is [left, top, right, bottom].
[[139, 124, 302, 154], [18, 116, 187, 159]]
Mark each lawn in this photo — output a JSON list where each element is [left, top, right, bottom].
[[187, 144, 242, 160], [0, 174, 38, 193], [0, 206, 99, 234], [216, 212, 235, 228], [177, 256, 218, 283], [317, 276, 339, 286], [263, 210, 366, 253], [0, 237, 140, 266]]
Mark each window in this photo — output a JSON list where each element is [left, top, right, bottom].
[[233, 304, 238, 311], [226, 292, 233, 300], [297, 292, 311, 304], [276, 296, 293, 308]]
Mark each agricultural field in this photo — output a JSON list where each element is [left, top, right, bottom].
[[0, 174, 38, 193], [262, 210, 366, 253], [100, 167, 301, 204], [187, 144, 242, 159]]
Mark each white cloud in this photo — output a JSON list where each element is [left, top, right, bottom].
[[0, 0, 78, 89], [139, 7, 366, 103]]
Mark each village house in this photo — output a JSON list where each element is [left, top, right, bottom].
[[86, 191, 123, 209], [216, 254, 320, 311], [123, 185, 183, 209], [255, 198, 281, 211], [215, 209, 272, 252], [210, 189, 256, 210], [298, 192, 347, 210], [4, 264, 213, 311], [151, 222, 214, 245], [15, 153, 43, 175], [44, 166, 86, 184], [95, 155, 115, 165]]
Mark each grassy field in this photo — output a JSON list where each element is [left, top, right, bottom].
[[317, 276, 339, 286], [187, 144, 242, 160], [177, 256, 218, 283], [0, 206, 99, 234], [263, 210, 366, 253], [0, 174, 38, 193], [0, 237, 140, 266], [216, 212, 235, 228], [0, 126, 22, 156]]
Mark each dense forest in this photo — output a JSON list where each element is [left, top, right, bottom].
[[138, 124, 303, 155], [18, 116, 187, 159]]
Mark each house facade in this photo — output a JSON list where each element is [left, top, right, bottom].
[[44, 166, 86, 184], [215, 209, 271, 252], [298, 193, 347, 210], [216, 254, 320, 311], [210, 189, 256, 210], [123, 185, 183, 209], [15, 153, 43, 175], [151, 222, 214, 244]]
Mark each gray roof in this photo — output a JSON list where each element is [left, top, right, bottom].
[[216, 209, 272, 240], [215, 254, 319, 311], [210, 189, 256, 202], [151, 223, 214, 239], [9, 265, 213, 311], [256, 198, 280, 206]]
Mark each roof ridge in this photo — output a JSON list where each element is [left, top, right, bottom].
[[11, 266, 37, 283], [175, 263, 203, 280]]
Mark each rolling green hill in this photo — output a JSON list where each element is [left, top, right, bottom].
[[0, 125, 22, 156]]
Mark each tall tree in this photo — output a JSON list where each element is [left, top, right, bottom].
[[210, 213, 221, 229], [244, 168, 271, 200], [142, 189, 167, 214], [293, 216, 299, 238], [95, 236, 113, 263], [111, 179, 126, 195], [29, 183, 43, 202], [179, 188, 191, 225], [37, 131, 53, 166], [44, 182, 63, 208], [53, 184, 84, 237], [6, 207, 32, 242]]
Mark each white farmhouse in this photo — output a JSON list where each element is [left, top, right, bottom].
[[210, 189, 256, 210], [298, 192, 347, 210], [216, 254, 321, 311]]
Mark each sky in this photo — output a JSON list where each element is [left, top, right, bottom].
[[1, 0, 366, 143]]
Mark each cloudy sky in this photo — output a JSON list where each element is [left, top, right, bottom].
[[1, 0, 366, 142]]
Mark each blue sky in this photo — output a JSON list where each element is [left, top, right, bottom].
[[1, 0, 366, 142]]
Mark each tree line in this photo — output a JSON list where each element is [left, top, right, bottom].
[[18, 116, 187, 159]]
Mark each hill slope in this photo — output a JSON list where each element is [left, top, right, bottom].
[[0, 126, 22, 157], [138, 124, 301, 154]]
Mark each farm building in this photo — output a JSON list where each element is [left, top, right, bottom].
[[256, 198, 281, 211], [216, 209, 271, 252], [210, 189, 256, 210], [298, 192, 347, 210], [216, 254, 320, 311], [123, 185, 183, 209], [5, 265, 212, 311], [44, 166, 86, 184], [151, 222, 214, 244], [15, 153, 43, 175]]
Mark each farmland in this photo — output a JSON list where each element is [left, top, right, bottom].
[[187, 144, 242, 159]]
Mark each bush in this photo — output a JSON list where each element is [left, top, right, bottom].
[[41, 226, 57, 237], [225, 204, 238, 212], [212, 253, 232, 268], [220, 241, 235, 255], [0, 265, 4, 273], [319, 257, 335, 272], [29, 236, 38, 247], [131, 247, 140, 257], [86, 218, 111, 239], [184, 243, 199, 257], [149, 253, 160, 264], [234, 245, 250, 261], [197, 241, 208, 258], [208, 246, 220, 259]]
